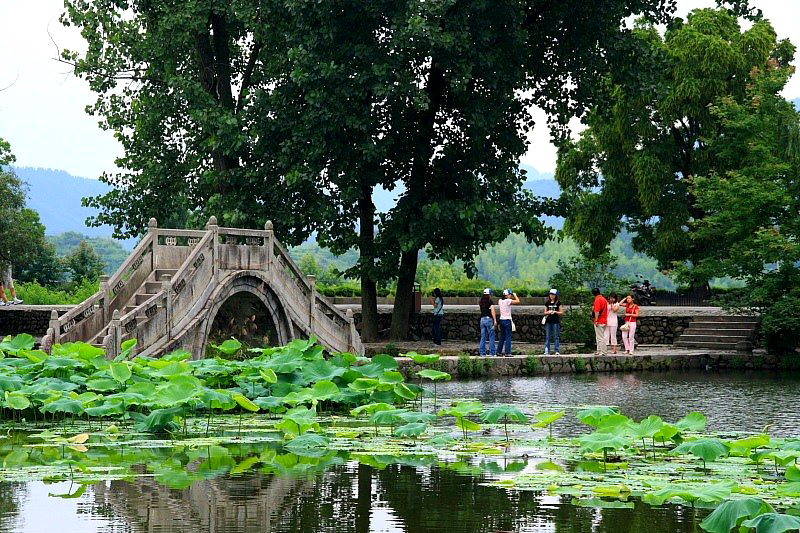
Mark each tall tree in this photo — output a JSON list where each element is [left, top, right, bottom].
[[0, 139, 63, 285], [689, 58, 800, 351], [64, 241, 106, 283], [64, 0, 681, 340], [61, 0, 328, 242], [556, 8, 788, 290]]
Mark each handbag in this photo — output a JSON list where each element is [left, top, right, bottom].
[[541, 316, 547, 325], [511, 320, 516, 332], [620, 322, 630, 332]]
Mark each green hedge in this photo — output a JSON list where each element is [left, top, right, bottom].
[[15, 280, 100, 305]]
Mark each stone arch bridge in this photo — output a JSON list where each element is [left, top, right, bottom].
[[41, 218, 363, 358]]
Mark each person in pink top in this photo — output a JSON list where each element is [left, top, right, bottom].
[[604, 293, 621, 354], [620, 294, 641, 354]]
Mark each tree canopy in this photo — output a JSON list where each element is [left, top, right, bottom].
[[556, 8, 793, 288]]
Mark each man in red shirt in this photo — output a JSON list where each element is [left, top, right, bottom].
[[592, 288, 609, 355]]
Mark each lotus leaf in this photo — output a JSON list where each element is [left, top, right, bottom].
[[576, 406, 620, 427], [642, 481, 736, 506], [481, 405, 528, 424], [407, 352, 440, 364], [532, 411, 565, 427], [0, 334, 35, 354], [392, 383, 417, 400], [40, 397, 84, 415], [380, 370, 405, 384], [416, 369, 451, 381], [232, 393, 260, 412], [675, 412, 708, 432], [741, 513, 800, 533], [357, 354, 398, 378], [4, 391, 30, 410], [700, 497, 775, 533], [285, 432, 330, 451], [578, 431, 631, 453], [350, 402, 394, 417], [394, 422, 428, 438], [109, 362, 132, 383], [672, 438, 729, 465], [212, 339, 242, 355]]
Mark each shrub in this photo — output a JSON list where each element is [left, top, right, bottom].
[[15, 279, 100, 305], [561, 305, 595, 348], [383, 343, 400, 358]]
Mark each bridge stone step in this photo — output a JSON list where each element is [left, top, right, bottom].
[[144, 281, 163, 293], [153, 269, 178, 282], [690, 321, 758, 330]]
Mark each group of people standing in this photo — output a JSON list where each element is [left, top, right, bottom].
[[431, 286, 641, 356], [592, 288, 640, 355]]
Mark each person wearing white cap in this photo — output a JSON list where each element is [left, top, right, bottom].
[[478, 288, 497, 356], [543, 288, 563, 355], [496, 288, 520, 356]]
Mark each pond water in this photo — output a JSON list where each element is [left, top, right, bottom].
[[2, 368, 800, 533]]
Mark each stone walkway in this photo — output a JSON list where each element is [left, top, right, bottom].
[[365, 339, 705, 357], [339, 304, 731, 316]]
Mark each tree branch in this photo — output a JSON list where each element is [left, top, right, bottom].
[[236, 40, 263, 114]]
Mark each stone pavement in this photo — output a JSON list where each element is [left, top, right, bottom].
[[339, 304, 730, 316]]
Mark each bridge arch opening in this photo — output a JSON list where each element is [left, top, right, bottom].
[[207, 291, 280, 354], [197, 274, 293, 358]]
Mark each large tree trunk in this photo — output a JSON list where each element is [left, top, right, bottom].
[[358, 182, 379, 342], [388, 62, 445, 340], [389, 248, 419, 340]]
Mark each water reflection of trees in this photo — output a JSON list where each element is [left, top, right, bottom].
[[0, 483, 25, 532], [271, 464, 703, 533]]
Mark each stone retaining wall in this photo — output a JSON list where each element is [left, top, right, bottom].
[[0, 307, 69, 338], [396, 352, 796, 379], [354, 311, 691, 346]]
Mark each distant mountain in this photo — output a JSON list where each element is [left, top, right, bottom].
[[14, 167, 113, 237], [16, 165, 562, 246]]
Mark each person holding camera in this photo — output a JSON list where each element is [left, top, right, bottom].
[[496, 289, 520, 356]]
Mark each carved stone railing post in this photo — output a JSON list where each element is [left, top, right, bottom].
[[206, 216, 219, 282], [161, 273, 173, 341], [109, 309, 122, 359], [346, 308, 355, 353], [99, 275, 110, 324], [264, 220, 274, 272], [42, 327, 54, 354], [48, 309, 60, 345], [148, 217, 158, 270], [307, 275, 317, 329]]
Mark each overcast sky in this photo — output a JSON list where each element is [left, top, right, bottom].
[[1, 0, 798, 179]]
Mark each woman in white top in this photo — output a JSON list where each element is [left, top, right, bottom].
[[604, 293, 621, 354], [496, 289, 521, 356]]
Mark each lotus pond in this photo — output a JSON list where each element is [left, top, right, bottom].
[[1, 334, 800, 532]]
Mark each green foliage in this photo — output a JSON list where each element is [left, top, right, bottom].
[[642, 481, 736, 507], [556, 8, 793, 287], [740, 513, 800, 533], [700, 498, 775, 533], [560, 305, 596, 347], [672, 438, 730, 469], [49, 232, 129, 276], [63, 241, 106, 284], [15, 279, 100, 305], [456, 354, 491, 379], [549, 252, 627, 298]]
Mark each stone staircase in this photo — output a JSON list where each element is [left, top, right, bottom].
[[87, 269, 178, 349], [674, 315, 758, 351]]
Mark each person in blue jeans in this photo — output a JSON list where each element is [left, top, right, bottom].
[[496, 289, 520, 356], [543, 288, 563, 355], [478, 289, 497, 355]]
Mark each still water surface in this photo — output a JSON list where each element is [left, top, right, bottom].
[[2, 368, 799, 533]]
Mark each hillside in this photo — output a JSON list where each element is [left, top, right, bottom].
[[14, 167, 116, 238]]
